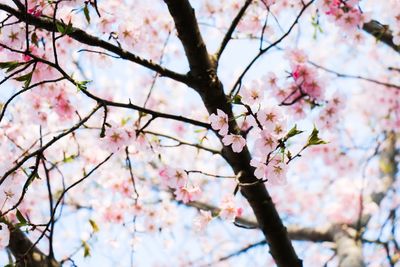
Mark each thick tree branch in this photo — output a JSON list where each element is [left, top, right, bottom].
[[356, 132, 398, 228], [163, 1, 302, 266], [8, 227, 60, 267], [188, 201, 333, 242], [331, 226, 364, 267], [0, 3, 191, 85], [363, 20, 400, 53], [332, 133, 398, 266]]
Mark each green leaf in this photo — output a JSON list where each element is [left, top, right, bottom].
[[76, 80, 91, 91], [14, 71, 33, 88], [63, 154, 76, 163], [82, 240, 91, 257], [55, 21, 65, 34], [231, 94, 242, 104], [16, 209, 27, 225], [285, 124, 303, 139], [121, 117, 131, 126], [83, 4, 91, 24], [0, 61, 26, 73], [64, 21, 74, 34], [89, 219, 100, 233], [305, 126, 327, 147]]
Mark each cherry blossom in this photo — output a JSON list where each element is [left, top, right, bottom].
[[167, 168, 188, 189], [250, 158, 268, 179], [193, 210, 213, 232], [219, 197, 241, 222], [266, 155, 288, 185], [209, 109, 229, 136], [254, 129, 278, 155], [174, 185, 202, 203], [222, 134, 246, 153], [0, 0, 399, 265], [240, 82, 264, 106], [102, 123, 135, 153]]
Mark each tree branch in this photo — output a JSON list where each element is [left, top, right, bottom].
[[214, 0, 253, 61], [163, 1, 302, 266], [331, 226, 364, 267], [363, 20, 400, 53], [188, 201, 333, 242], [0, 3, 191, 85], [8, 227, 60, 267]]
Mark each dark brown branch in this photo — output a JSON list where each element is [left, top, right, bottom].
[[11, 0, 24, 10], [0, 3, 191, 85], [163, 1, 302, 266], [0, 42, 211, 130], [80, 89, 212, 129], [207, 239, 267, 266], [363, 20, 400, 53], [8, 227, 60, 267], [188, 201, 333, 242]]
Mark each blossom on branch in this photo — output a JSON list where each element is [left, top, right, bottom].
[[209, 109, 229, 136]]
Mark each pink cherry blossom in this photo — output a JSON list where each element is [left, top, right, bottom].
[[266, 155, 288, 185], [256, 106, 286, 135], [265, 72, 279, 90], [174, 185, 201, 203], [209, 109, 229, 136], [250, 159, 268, 179], [219, 197, 241, 222], [285, 48, 308, 65], [222, 134, 246, 153], [53, 94, 74, 120], [240, 82, 264, 105], [167, 168, 188, 189], [193, 210, 213, 232], [103, 126, 132, 152]]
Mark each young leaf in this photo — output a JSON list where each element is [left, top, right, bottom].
[[16, 209, 27, 225], [83, 4, 91, 24], [285, 124, 303, 139], [76, 80, 91, 91], [55, 21, 65, 34], [89, 219, 100, 233], [66, 21, 74, 34], [14, 71, 33, 88], [0, 61, 26, 73], [305, 126, 327, 147], [231, 94, 242, 104], [82, 240, 91, 257]]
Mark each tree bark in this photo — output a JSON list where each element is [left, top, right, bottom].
[[363, 20, 400, 53], [331, 226, 364, 267], [8, 227, 60, 267], [163, 1, 302, 266]]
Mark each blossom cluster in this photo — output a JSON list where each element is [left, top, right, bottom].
[[209, 88, 290, 185], [209, 109, 246, 153], [318, 0, 367, 32], [159, 167, 201, 204], [193, 197, 243, 232]]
